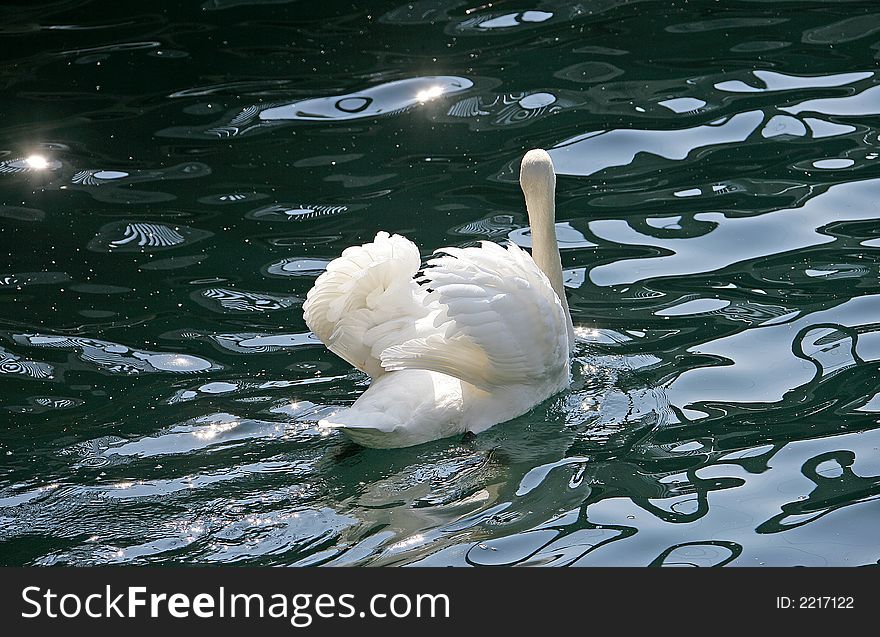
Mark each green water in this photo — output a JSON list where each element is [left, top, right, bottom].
[[1, 0, 879, 566]]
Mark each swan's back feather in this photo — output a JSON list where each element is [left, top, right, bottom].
[[380, 241, 569, 391], [303, 231, 431, 378]]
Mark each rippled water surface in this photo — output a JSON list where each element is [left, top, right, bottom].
[[2, 0, 879, 566]]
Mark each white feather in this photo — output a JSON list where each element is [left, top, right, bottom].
[[302, 231, 435, 378], [380, 241, 569, 391]]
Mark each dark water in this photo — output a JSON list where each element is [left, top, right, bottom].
[[1, 0, 879, 566]]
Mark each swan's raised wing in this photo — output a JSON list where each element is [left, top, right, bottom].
[[380, 241, 570, 391], [303, 232, 433, 378]]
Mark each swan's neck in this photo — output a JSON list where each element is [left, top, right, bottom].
[[520, 150, 575, 349]]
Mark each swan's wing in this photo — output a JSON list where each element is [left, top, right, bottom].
[[303, 231, 433, 378], [380, 240, 569, 391]]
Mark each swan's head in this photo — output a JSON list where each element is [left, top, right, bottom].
[[520, 149, 555, 200], [520, 149, 556, 219]]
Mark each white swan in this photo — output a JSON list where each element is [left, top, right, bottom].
[[303, 149, 575, 448]]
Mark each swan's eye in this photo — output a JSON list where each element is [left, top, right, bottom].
[[416, 85, 444, 102]]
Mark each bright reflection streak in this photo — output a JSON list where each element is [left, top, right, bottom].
[[165, 355, 193, 369], [574, 326, 599, 339], [193, 419, 240, 440], [391, 533, 425, 549], [416, 85, 444, 102], [26, 154, 49, 170]]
